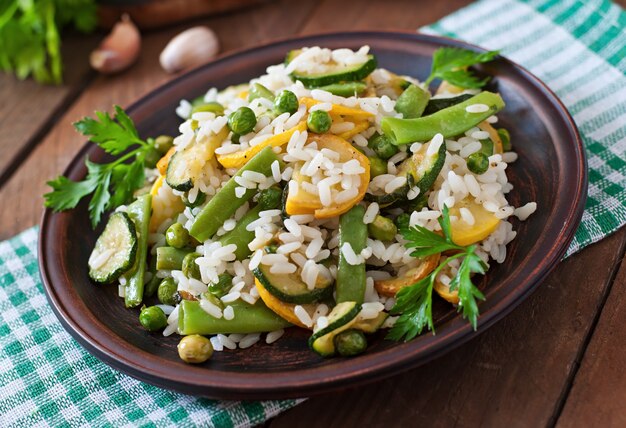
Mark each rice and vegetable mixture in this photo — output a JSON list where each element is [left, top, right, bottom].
[[83, 46, 537, 362]]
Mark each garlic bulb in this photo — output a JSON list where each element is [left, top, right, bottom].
[[90, 14, 141, 74], [160, 27, 220, 74]]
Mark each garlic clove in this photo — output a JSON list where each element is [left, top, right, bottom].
[[90, 14, 141, 74], [159, 26, 220, 74]]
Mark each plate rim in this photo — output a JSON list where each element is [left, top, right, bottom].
[[38, 30, 587, 399]]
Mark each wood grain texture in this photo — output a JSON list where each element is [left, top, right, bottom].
[[0, 36, 97, 182], [270, 230, 626, 427], [556, 235, 626, 428], [0, 0, 316, 239]]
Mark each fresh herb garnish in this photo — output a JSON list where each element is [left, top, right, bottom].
[[424, 47, 500, 89], [386, 206, 487, 342], [0, 0, 97, 84], [45, 106, 152, 228]]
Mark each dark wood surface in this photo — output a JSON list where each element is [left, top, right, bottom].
[[2, 0, 625, 425]]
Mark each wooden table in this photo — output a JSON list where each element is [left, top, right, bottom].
[[2, 0, 625, 426]]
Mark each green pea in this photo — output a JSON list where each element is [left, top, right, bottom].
[[334, 329, 367, 357], [208, 273, 233, 298], [257, 186, 282, 210], [367, 133, 398, 160], [368, 215, 398, 241], [139, 306, 168, 332], [368, 156, 387, 178], [144, 147, 162, 169], [153, 135, 174, 155], [307, 110, 332, 133], [274, 90, 298, 114], [467, 152, 489, 175], [182, 192, 206, 209], [178, 334, 213, 363], [498, 128, 512, 151], [228, 107, 257, 135], [157, 278, 179, 306], [165, 223, 190, 249], [394, 213, 410, 230], [191, 101, 224, 116], [182, 252, 202, 280], [248, 83, 275, 102]]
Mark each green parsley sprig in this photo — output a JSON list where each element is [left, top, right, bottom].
[[386, 206, 487, 342], [44, 106, 152, 228], [424, 47, 500, 89], [0, 0, 97, 84]]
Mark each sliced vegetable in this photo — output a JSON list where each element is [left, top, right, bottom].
[[394, 84, 430, 119], [166, 127, 229, 191], [286, 50, 377, 87], [285, 134, 370, 219], [123, 194, 152, 308], [88, 212, 137, 284], [368, 215, 397, 241], [368, 156, 387, 178], [308, 301, 362, 357], [254, 278, 316, 328], [216, 121, 305, 169], [248, 83, 275, 102], [191, 101, 224, 116], [448, 198, 501, 246], [299, 97, 374, 120], [156, 246, 192, 270], [477, 121, 504, 154], [190, 146, 281, 242], [178, 299, 292, 335], [352, 311, 388, 333], [397, 138, 446, 195], [253, 264, 333, 304], [434, 278, 460, 304], [338, 120, 370, 141], [157, 146, 176, 176], [374, 254, 440, 297], [336, 205, 367, 304], [381, 91, 505, 145], [498, 128, 511, 151]]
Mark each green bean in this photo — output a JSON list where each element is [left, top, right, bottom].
[[307, 110, 332, 133], [182, 252, 201, 280], [144, 257, 160, 298], [334, 329, 367, 356], [228, 106, 257, 135], [368, 156, 387, 178], [156, 247, 192, 270], [189, 147, 281, 242], [382, 91, 505, 145], [336, 205, 367, 304], [248, 83, 275, 102], [218, 204, 264, 260], [178, 300, 291, 335], [367, 133, 398, 160], [274, 90, 298, 114], [368, 215, 397, 241], [467, 152, 489, 174], [191, 101, 224, 116], [394, 84, 430, 119], [315, 81, 367, 97], [123, 194, 151, 308], [165, 223, 190, 249], [158, 277, 180, 306], [139, 306, 167, 331], [178, 335, 213, 363]]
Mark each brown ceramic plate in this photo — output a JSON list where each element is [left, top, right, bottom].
[[39, 32, 586, 400]]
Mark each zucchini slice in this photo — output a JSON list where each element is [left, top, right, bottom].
[[397, 139, 446, 195], [253, 264, 333, 304], [285, 49, 377, 87], [88, 212, 137, 284], [309, 301, 362, 357], [352, 311, 388, 333], [423, 94, 473, 116]]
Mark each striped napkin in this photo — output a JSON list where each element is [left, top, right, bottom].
[[423, 0, 626, 257], [1, 0, 624, 426]]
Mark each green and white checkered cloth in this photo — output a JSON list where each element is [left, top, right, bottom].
[[423, 0, 626, 257], [1, 0, 625, 426]]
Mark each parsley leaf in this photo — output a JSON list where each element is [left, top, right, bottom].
[[44, 106, 152, 228], [386, 206, 488, 341], [425, 47, 500, 89]]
